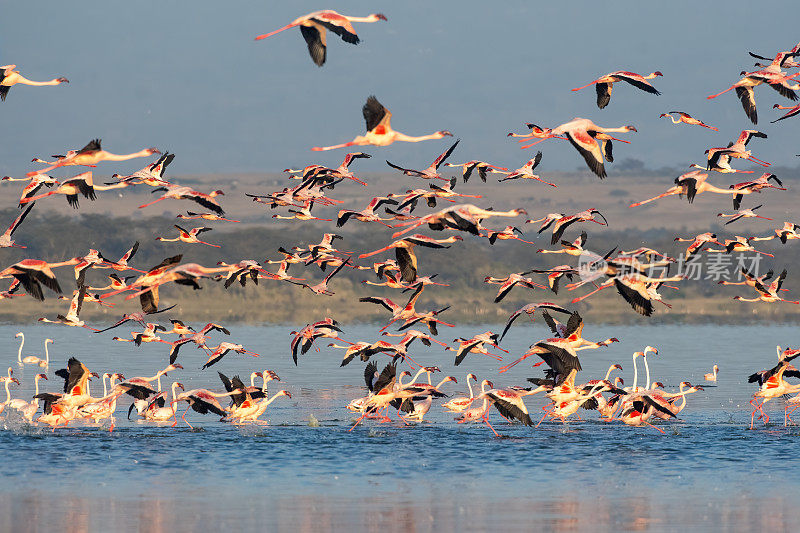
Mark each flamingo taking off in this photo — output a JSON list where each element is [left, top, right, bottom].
[[254, 11, 387, 67]]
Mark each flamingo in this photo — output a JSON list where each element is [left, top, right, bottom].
[[156, 225, 220, 247], [629, 171, 738, 207], [0, 368, 20, 414], [728, 173, 786, 210], [775, 222, 800, 244], [497, 152, 557, 186], [526, 118, 637, 178], [386, 139, 460, 181], [391, 204, 527, 238], [442, 374, 478, 412], [0, 202, 35, 249], [448, 333, 508, 366], [201, 342, 260, 369], [359, 234, 462, 282], [312, 95, 452, 151], [0, 258, 84, 300], [337, 196, 399, 227], [733, 269, 799, 304], [545, 209, 608, 245], [750, 363, 800, 428], [717, 205, 772, 225], [171, 388, 243, 429], [142, 382, 185, 422], [29, 139, 159, 176], [15, 333, 53, 367], [674, 232, 722, 263], [139, 185, 225, 215], [484, 272, 547, 303], [110, 152, 174, 187], [497, 302, 571, 342], [771, 103, 800, 123], [6, 373, 47, 422], [0, 64, 68, 101], [444, 160, 508, 183], [659, 112, 718, 130], [290, 318, 343, 365], [704, 365, 719, 382], [572, 70, 662, 108], [255, 11, 386, 66], [707, 68, 800, 124], [706, 130, 770, 170], [706, 235, 775, 258]]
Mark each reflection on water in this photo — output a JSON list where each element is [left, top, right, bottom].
[[2, 323, 800, 530]]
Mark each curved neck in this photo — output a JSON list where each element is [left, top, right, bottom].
[[44, 341, 50, 365], [467, 377, 475, 399], [4, 380, 11, 403], [17, 335, 23, 363], [34, 376, 41, 397], [643, 356, 651, 390], [102, 375, 108, 397], [603, 365, 616, 381], [434, 377, 450, 389], [171, 383, 181, 413]]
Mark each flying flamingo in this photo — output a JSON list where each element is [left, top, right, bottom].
[[526, 118, 637, 178], [156, 225, 220, 247], [139, 185, 225, 215], [0, 64, 68, 101], [255, 11, 386, 66], [659, 111, 718, 130], [572, 70, 662, 108], [29, 139, 159, 176], [674, 232, 722, 262], [629, 170, 738, 207], [775, 222, 800, 244], [733, 269, 799, 304], [771, 103, 800, 123], [337, 196, 399, 227], [386, 139, 460, 181], [171, 388, 243, 429], [177, 212, 240, 223], [707, 68, 800, 124], [497, 152, 557, 186], [358, 234, 463, 282], [0, 202, 35, 248], [15, 333, 53, 367], [0, 257, 84, 300], [750, 363, 800, 428], [444, 160, 508, 183], [3, 172, 58, 207], [484, 272, 547, 303], [729, 173, 786, 210], [717, 205, 772, 225], [391, 204, 528, 238], [312, 95, 452, 151]]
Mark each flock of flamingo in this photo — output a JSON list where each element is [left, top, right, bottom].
[[2, 12, 800, 434]]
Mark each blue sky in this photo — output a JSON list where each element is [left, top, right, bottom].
[[2, 1, 799, 179]]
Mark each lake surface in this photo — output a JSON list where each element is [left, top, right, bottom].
[[1, 323, 799, 532]]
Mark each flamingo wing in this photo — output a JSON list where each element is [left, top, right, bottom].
[[300, 24, 327, 66], [565, 130, 606, 179], [363, 96, 390, 132]]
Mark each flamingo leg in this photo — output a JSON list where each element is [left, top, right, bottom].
[[311, 140, 359, 152], [644, 420, 665, 434], [482, 414, 500, 437]]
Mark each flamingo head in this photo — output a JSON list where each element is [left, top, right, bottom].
[[437, 131, 453, 137], [90, 372, 100, 379], [624, 125, 638, 133], [651, 381, 665, 389], [15, 332, 22, 338], [145, 148, 161, 155], [611, 364, 623, 371], [443, 376, 458, 385], [467, 373, 478, 381], [46, 338, 54, 344], [372, 13, 388, 21], [484, 380, 494, 389], [211, 190, 225, 197], [56, 77, 69, 83], [652, 71, 663, 77], [644, 346, 658, 356], [399, 370, 412, 379], [36, 373, 48, 381], [175, 382, 185, 391], [423, 366, 442, 373], [253, 371, 264, 378], [278, 390, 292, 399], [773, 104, 782, 109], [658, 113, 669, 118]]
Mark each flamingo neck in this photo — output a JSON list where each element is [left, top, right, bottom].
[[4, 380, 11, 403], [17, 334, 24, 363], [34, 376, 41, 397], [171, 383, 181, 414], [44, 341, 50, 365], [643, 356, 651, 391], [103, 150, 149, 162], [467, 377, 475, 399], [393, 131, 445, 143], [102, 375, 108, 397], [631, 354, 639, 392]]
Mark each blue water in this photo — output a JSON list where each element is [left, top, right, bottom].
[[1, 323, 799, 531]]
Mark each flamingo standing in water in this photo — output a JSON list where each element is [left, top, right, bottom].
[[255, 11, 387, 66], [704, 365, 719, 382], [0, 65, 68, 101], [572, 70, 662, 109], [312, 95, 452, 151], [442, 373, 478, 412], [15, 333, 53, 368], [6, 373, 47, 422]]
